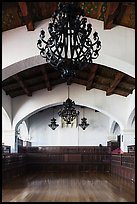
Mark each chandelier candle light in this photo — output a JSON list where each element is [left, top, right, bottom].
[[37, 2, 101, 80]]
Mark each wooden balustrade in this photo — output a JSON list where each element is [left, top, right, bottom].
[[2, 146, 135, 184], [111, 153, 135, 182]]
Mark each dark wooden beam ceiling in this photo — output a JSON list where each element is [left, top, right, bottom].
[[72, 78, 88, 86], [40, 66, 52, 91], [106, 72, 125, 96], [86, 64, 98, 90], [13, 74, 32, 96], [2, 63, 135, 98], [104, 2, 120, 29], [18, 2, 34, 31]]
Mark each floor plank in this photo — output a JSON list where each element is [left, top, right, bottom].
[[2, 171, 135, 202]]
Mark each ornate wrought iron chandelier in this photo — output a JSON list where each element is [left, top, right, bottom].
[[58, 86, 79, 124], [79, 107, 89, 130], [48, 108, 59, 130], [37, 2, 101, 80]]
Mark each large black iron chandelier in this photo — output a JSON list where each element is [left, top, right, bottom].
[[58, 86, 79, 124], [37, 2, 101, 80]]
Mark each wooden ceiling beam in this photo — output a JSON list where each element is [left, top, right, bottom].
[[71, 78, 87, 86], [3, 83, 19, 91], [106, 72, 125, 96], [13, 74, 32, 96], [104, 2, 120, 29], [18, 2, 34, 31], [86, 64, 98, 90], [40, 67, 52, 91], [67, 78, 72, 86], [51, 78, 66, 86]]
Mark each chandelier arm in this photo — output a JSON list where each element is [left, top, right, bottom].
[[69, 27, 75, 60], [40, 51, 47, 58], [92, 38, 101, 48], [65, 16, 70, 59], [72, 35, 84, 61], [56, 35, 64, 56], [40, 38, 47, 45], [37, 42, 46, 51], [48, 36, 68, 65], [75, 34, 92, 62]]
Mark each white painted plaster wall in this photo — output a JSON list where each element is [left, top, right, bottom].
[[18, 121, 29, 142], [2, 18, 135, 79], [29, 106, 109, 146], [12, 83, 130, 130], [2, 90, 12, 122], [2, 107, 15, 151], [121, 130, 135, 152], [126, 90, 135, 126], [2, 16, 135, 151], [2, 107, 11, 131]]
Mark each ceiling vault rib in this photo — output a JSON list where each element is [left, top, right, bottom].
[[13, 74, 32, 96], [18, 2, 34, 31], [86, 64, 98, 90], [106, 72, 125, 96]]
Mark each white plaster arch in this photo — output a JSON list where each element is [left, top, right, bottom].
[[110, 121, 116, 135], [2, 90, 12, 122], [127, 108, 135, 129], [15, 120, 29, 141], [12, 83, 128, 130], [2, 18, 135, 80], [2, 107, 13, 147], [2, 55, 45, 81], [2, 107, 11, 131], [109, 120, 121, 134]]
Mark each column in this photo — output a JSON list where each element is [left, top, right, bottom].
[[2, 130, 16, 153]]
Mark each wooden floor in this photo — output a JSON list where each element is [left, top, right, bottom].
[[2, 171, 135, 202]]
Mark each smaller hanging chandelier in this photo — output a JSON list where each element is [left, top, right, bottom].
[[48, 108, 59, 130], [79, 107, 89, 130], [58, 86, 79, 124]]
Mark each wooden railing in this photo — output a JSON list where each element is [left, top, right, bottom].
[[111, 153, 135, 182]]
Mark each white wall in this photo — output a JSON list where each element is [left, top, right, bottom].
[[2, 107, 15, 152], [2, 15, 135, 151], [18, 121, 29, 141], [29, 106, 109, 146], [2, 90, 12, 122], [2, 108, 11, 145], [2, 18, 135, 79], [12, 83, 131, 130], [126, 90, 135, 126]]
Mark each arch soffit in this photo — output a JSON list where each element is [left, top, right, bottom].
[[13, 101, 123, 131], [127, 108, 135, 128], [2, 54, 134, 81]]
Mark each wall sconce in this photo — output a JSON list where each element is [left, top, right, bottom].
[[79, 106, 89, 130], [48, 108, 59, 130]]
